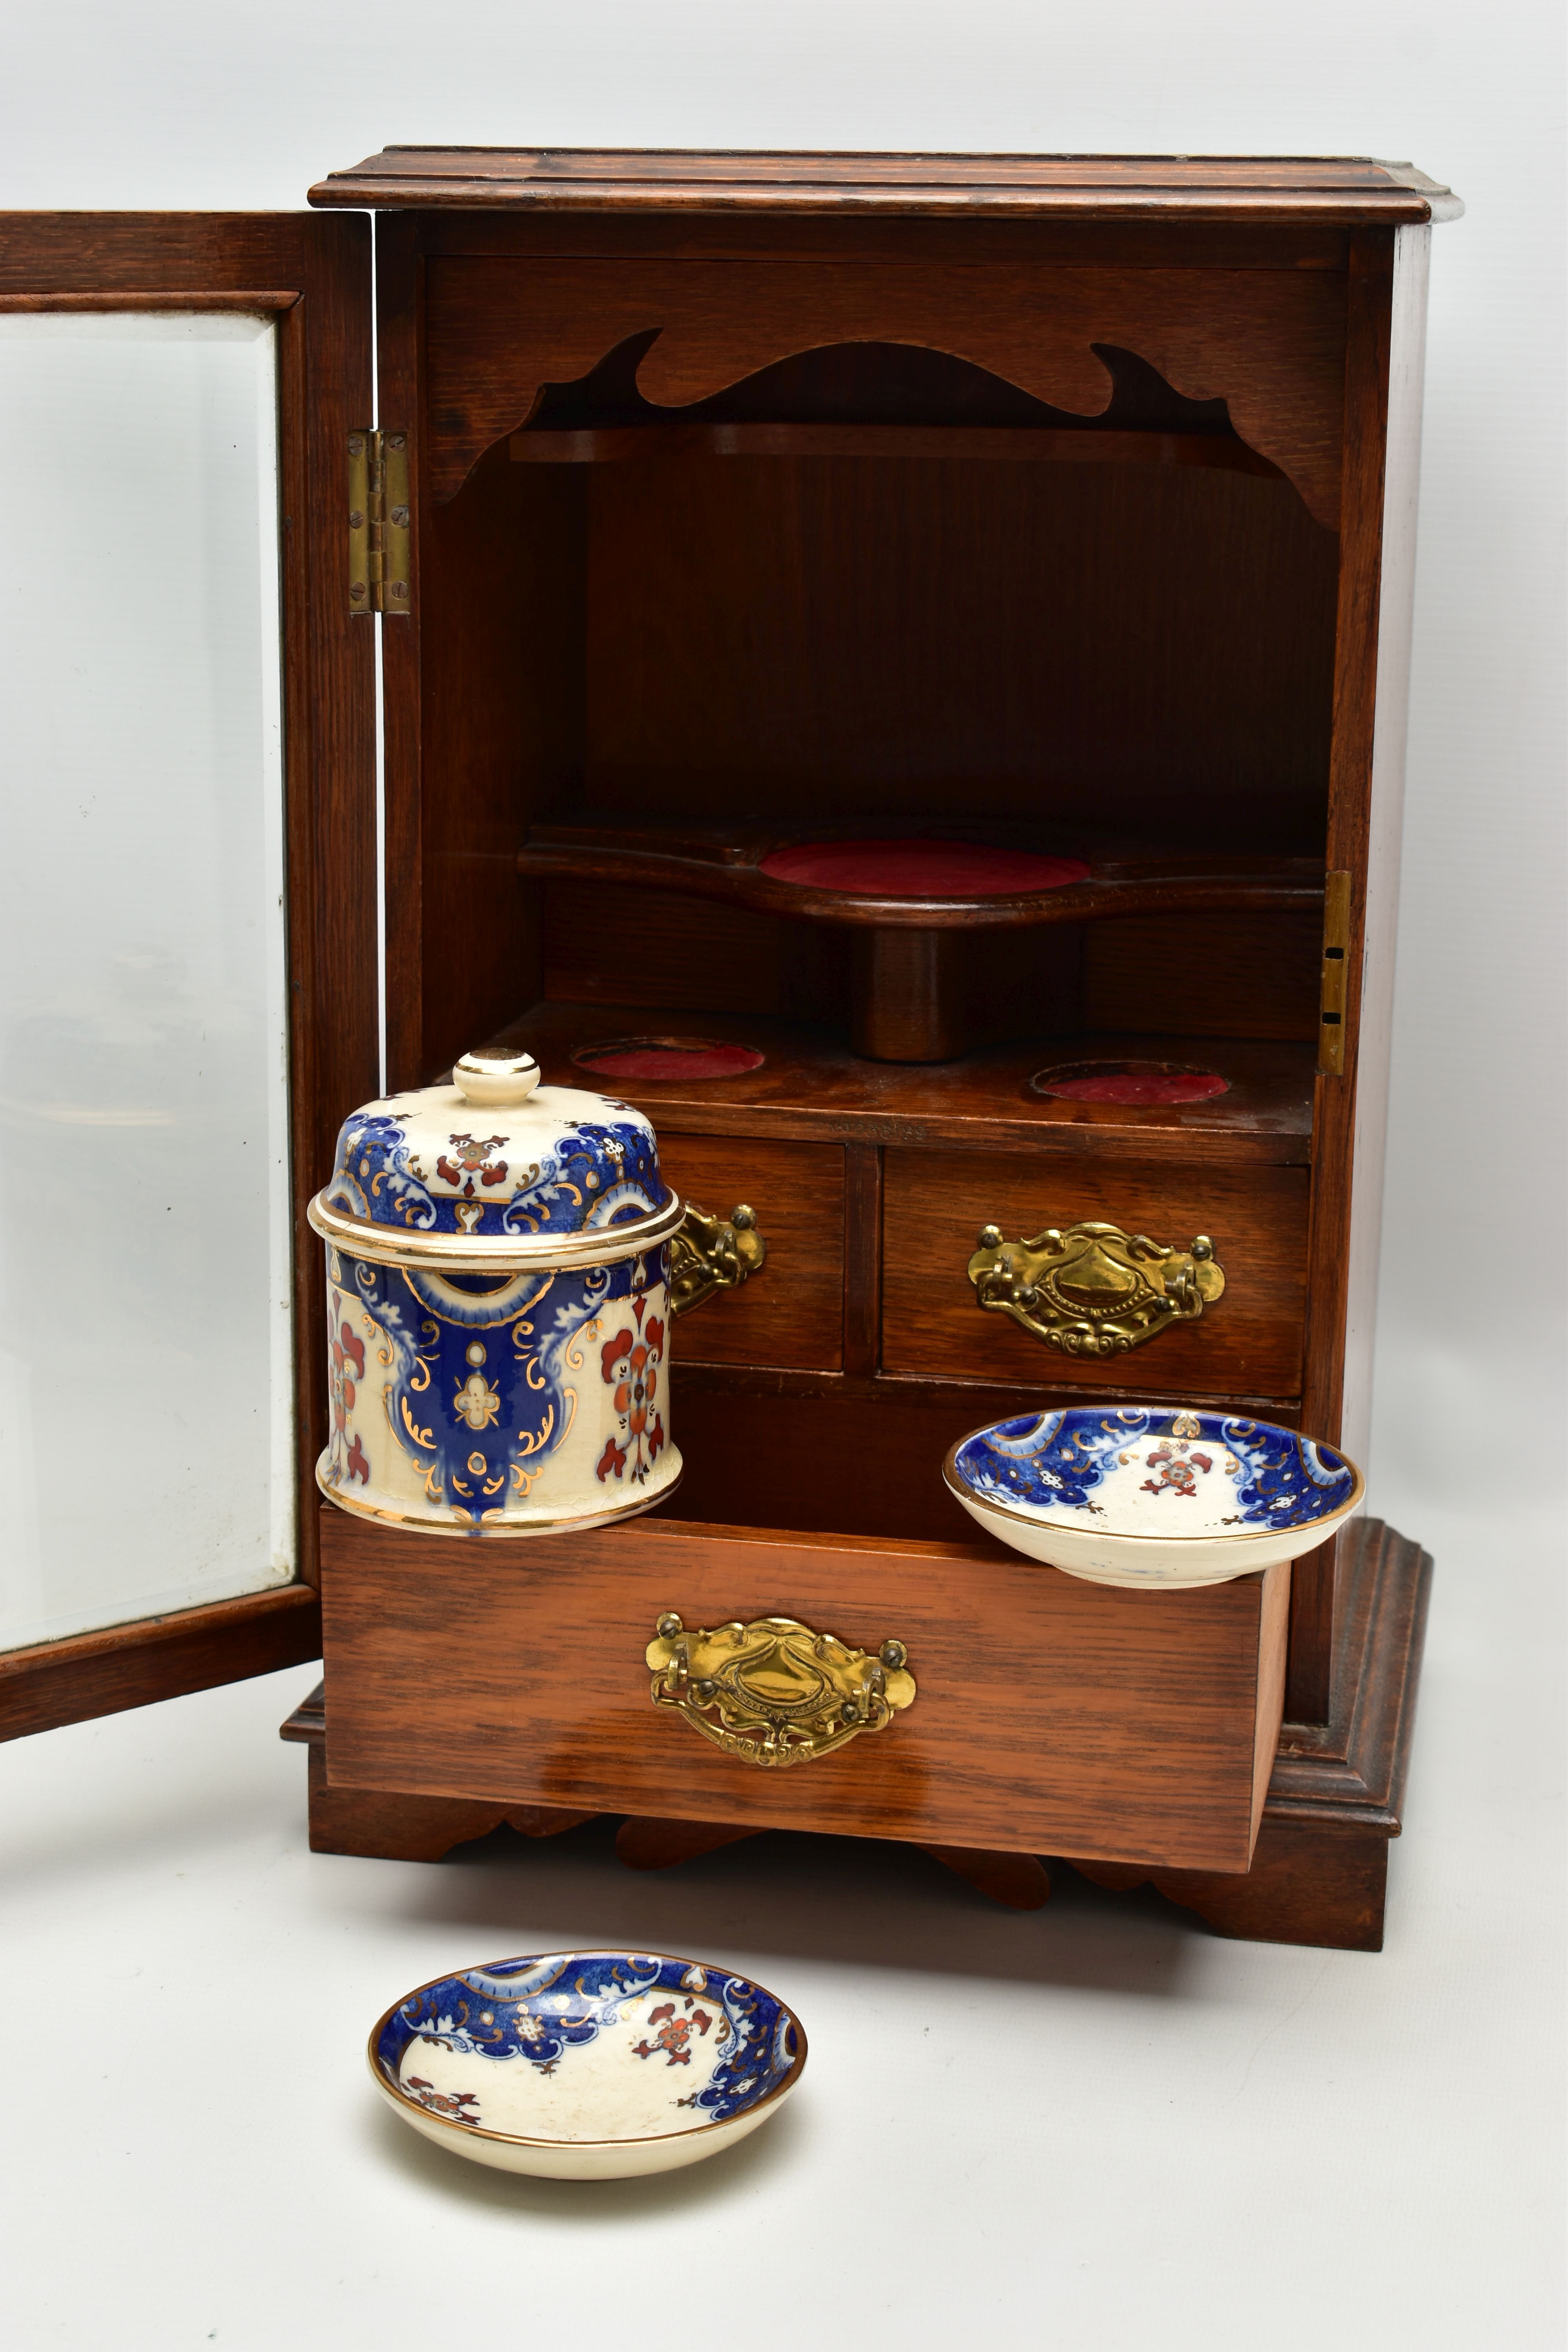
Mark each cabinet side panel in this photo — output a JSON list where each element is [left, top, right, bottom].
[[1339, 225, 1431, 1472], [1290, 231, 1403, 1719]]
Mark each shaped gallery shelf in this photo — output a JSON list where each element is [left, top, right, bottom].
[[517, 821, 1327, 1061], [508, 417, 1291, 480]]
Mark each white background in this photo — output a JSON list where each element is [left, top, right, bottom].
[[0, 5, 1562, 2347]]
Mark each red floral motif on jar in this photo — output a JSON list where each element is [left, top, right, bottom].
[[328, 1299, 370, 1483], [436, 1132, 510, 1199], [594, 1295, 667, 1486]]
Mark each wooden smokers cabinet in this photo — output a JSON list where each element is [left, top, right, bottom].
[[0, 153, 1453, 1955]]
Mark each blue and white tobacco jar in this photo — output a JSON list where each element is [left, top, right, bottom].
[[308, 1048, 684, 1535]]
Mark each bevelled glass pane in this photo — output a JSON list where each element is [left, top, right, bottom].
[[0, 312, 293, 1649]]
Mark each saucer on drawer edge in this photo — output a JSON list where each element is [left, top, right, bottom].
[[369, 1951, 806, 2180], [942, 1406, 1364, 1590]]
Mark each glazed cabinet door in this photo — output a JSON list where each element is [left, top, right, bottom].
[[0, 214, 375, 1738]]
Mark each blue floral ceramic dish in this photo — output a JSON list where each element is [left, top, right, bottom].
[[944, 1405, 1363, 1589], [370, 1950, 806, 2179]]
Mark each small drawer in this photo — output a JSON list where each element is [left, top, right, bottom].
[[321, 1508, 1286, 1875], [659, 1132, 844, 1370], [880, 1147, 1308, 1401]]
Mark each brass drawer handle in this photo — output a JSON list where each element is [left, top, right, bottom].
[[967, 1218, 1225, 1359], [668, 1200, 767, 1317], [646, 1612, 915, 1767]]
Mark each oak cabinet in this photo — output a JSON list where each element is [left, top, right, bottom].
[[0, 151, 1455, 1949]]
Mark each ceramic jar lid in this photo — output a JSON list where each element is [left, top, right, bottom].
[[308, 1049, 684, 1271]]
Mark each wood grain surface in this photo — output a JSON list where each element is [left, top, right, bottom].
[[501, 1003, 1316, 1165], [880, 1147, 1308, 1397], [659, 1384, 987, 1541], [575, 451, 1336, 840], [512, 420, 1290, 474], [1082, 910, 1321, 1041], [309, 149, 1459, 230], [356, 185, 1435, 1748], [416, 256, 1350, 521], [1289, 230, 1399, 1718], [415, 443, 581, 1080], [657, 1132, 845, 1369], [523, 827, 1327, 934], [1073, 1815, 1392, 1951], [289, 1515, 1426, 1947], [321, 1508, 1285, 1871], [541, 880, 784, 1024], [1, 1586, 321, 1745], [537, 886, 1322, 1063]]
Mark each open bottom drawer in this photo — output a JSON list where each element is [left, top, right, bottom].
[[320, 1508, 1287, 1875]]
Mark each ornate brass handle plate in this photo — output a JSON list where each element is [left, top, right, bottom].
[[668, 1200, 767, 1317], [967, 1218, 1225, 1358], [645, 1612, 915, 1767]]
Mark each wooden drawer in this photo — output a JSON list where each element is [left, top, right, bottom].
[[881, 1147, 1308, 1401], [658, 1131, 844, 1370], [321, 1508, 1287, 1874]]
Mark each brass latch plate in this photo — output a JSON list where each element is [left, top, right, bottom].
[[1318, 870, 1352, 1074], [347, 428, 411, 616]]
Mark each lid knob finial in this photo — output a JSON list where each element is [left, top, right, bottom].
[[453, 1050, 541, 1107]]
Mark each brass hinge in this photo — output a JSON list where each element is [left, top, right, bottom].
[[1318, 870, 1352, 1075], [347, 428, 412, 616]]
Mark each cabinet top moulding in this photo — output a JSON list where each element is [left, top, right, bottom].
[[309, 148, 1462, 225]]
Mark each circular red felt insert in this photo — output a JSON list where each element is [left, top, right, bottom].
[[759, 838, 1090, 897], [575, 1040, 764, 1082], [1038, 1069, 1229, 1105]]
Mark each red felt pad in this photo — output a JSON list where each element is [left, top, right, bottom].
[[1041, 1071, 1229, 1104], [577, 1042, 764, 1082], [759, 838, 1090, 896]]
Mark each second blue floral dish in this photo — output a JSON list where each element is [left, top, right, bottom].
[[370, 1949, 806, 2179], [943, 1405, 1363, 1589]]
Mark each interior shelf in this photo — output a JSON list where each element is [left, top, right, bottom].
[[518, 820, 1325, 930], [519, 824, 1325, 1064], [510, 421, 1287, 479], [503, 330, 1301, 494], [492, 1001, 1315, 1165]]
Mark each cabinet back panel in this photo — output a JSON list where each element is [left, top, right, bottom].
[[581, 456, 1335, 848], [543, 879, 785, 1014], [541, 881, 1318, 1047], [419, 446, 584, 1076], [1084, 909, 1321, 1040], [662, 1386, 995, 1541]]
